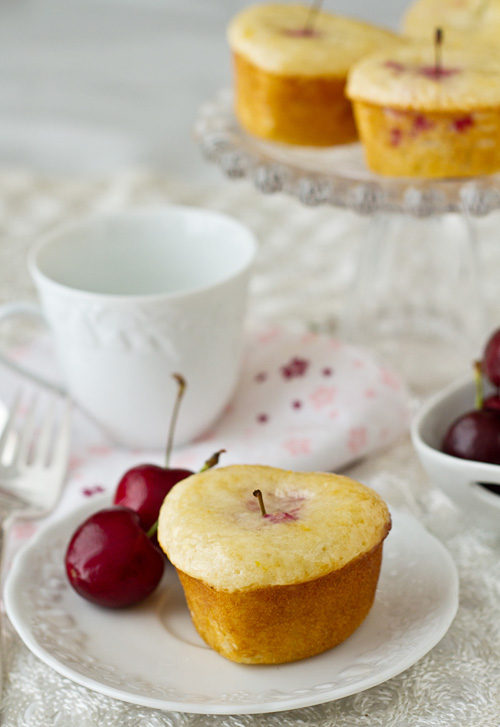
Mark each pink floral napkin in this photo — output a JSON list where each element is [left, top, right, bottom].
[[0, 324, 409, 551], [174, 326, 410, 472]]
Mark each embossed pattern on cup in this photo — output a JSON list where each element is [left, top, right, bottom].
[[25, 206, 257, 448]]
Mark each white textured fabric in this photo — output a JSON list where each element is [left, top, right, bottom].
[[1, 168, 500, 726]]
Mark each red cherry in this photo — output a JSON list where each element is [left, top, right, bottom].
[[484, 394, 500, 412], [483, 328, 500, 388], [65, 507, 165, 608], [442, 409, 500, 464], [114, 464, 193, 531]]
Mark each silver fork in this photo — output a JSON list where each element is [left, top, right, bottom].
[[0, 390, 71, 702]]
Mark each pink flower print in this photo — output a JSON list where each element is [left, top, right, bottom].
[[300, 332, 318, 345], [257, 413, 269, 423], [329, 339, 343, 350], [380, 367, 401, 390], [258, 327, 281, 344], [192, 428, 216, 443], [281, 357, 310, 379], [283, 438, 312, 456], [329, 409, 339, 419], [68, 455, 84, 472], [12, 521, 37, 540], [173, 451, 202, 469], [348, 427, 367, 455], [310, 386, 336, 410], [82, 484, 105, 497], [364, 388, 376, 399], [379, 426, 390, 442], [352, 358, 365, 368], [255, 371, 268, 383], [88, 444, 112, 456]]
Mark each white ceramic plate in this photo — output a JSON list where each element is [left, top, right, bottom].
[[5, 499, 458, 715]]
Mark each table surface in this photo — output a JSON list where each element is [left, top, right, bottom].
[[0, 168, 500, 726]]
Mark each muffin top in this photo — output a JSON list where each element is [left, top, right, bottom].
[[402, 0, 500, 44], [158, 464, 391, 592], [227, 3, 399, 77], [347, 43, 500, 111]]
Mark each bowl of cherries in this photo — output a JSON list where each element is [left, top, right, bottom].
[[64, 374, 224, 608], [412, 328, 500, 528]]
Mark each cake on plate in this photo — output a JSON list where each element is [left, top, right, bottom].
[[402, 0, 500, 45], [158, 464, 391, 664], [346, 43, 500, 177], [227, 2, 399, 146]]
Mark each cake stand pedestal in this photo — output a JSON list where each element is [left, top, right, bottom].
[[195, 90, 500, 392]]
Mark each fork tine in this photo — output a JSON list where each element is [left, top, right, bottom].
[[31, 395, 57, 467], [0, 390, 22, 466], [14, 391, 39, 468], [49, 397, 72, 471]]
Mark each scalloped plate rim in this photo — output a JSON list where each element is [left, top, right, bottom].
[[4, 497, 459, 715]]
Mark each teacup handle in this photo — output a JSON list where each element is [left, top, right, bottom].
[[0, 301, 66, 395]]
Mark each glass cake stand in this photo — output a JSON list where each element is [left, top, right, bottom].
[[194, 90, 500, 391]]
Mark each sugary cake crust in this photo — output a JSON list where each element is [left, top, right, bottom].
[[159, 465, 391, 591], [347, 45, 500, 111], [228, 3, 398, 77], [402, 0, 500, 43], [176, 540, 386, 664]]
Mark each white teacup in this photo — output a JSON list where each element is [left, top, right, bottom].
[[0, 206, 257, 448]]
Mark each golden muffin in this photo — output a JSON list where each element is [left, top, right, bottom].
[[402, 0, 500, 45], [158, 464, 391, 664], [347, 43, 500, 177], [227, 3, 399, 146]]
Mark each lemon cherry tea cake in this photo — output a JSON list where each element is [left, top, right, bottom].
[[158, 464, 391, 665], [227, 3, 399, 147], [346, 44, 500, 177], [402, 0, 500, 45]]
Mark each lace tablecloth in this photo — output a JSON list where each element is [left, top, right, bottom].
[[1, 167, 500, 726]]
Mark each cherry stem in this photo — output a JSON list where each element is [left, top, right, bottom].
[[147, 521, 158, 539], [434, 27, 443, 75], [199, 449, 226, 472], [253, 489, 267, 516], [165, 373, 186, 468], [474, 360, 484, 410], [303, 0, 323, 34]]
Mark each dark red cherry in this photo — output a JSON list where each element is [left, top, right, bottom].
[[483, 328, 500, 388], [442, 409, 500, 465], [484, 394, 500, 412], [65, 507, 165, 608], [113, 464, 193, 531]]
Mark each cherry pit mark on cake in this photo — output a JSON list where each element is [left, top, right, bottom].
[[383, 60, 461, 80], [283, 0, 324, 37], [250, 489, 306, 523]]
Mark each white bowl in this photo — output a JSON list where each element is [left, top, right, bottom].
[[411, 376, 500, 528]]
